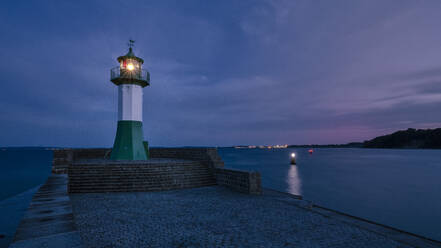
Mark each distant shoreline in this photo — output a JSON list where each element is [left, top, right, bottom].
[[227, 146, 441, 150], [2, 127, 441, 150], [232, 127, 441, 149]]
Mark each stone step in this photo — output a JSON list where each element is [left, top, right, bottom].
[[69, 165, 204, 169], [69, 169, 211, 176], [68, 176, 216, 182], [69, 177, 215, 184], [69, 181, 216, 188], [71, 166, 208, 169], [68, 168, 210, 173], [69, 171, 211, 174], [69, 170, 212, 178], [69, 164, 206, 168], [68, 183, 216, 193], [70, 174, 210, 177], [68, 185, 216, 193], [69, 177, 215, 183], [68, 169, 211, 174], [68, 175, 215, 182], [69, 176, 214, 182], [69, 173, 212, 179], [67, 161, 216, 193], [69, 163, 202, 168], [69, 167, 207, 171]]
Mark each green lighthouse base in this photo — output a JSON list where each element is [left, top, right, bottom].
[[110, 120, 148, 160]]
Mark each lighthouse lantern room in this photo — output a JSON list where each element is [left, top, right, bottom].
[[109, 40, 150, 160]]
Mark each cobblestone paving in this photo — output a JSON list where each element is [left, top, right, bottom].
[[71, 187, 412, 248]]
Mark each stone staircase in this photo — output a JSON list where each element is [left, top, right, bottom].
[[68, 160, 216, 193]]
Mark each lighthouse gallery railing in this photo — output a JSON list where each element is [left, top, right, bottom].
[[110, 67, 150, 84]]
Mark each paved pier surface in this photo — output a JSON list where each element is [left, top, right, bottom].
[[9, 174, 82, 248], [71, 186, 441, 248]]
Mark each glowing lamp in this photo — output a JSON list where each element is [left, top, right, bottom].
[[127, 63, 135, 71], [290, 153, 296, 165]]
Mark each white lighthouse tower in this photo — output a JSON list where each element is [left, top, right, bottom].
[[109, 41, 150, 160]]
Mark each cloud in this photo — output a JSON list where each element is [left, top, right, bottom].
[[1, 0, 441, 146]]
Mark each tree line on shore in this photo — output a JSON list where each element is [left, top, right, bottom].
[[362, 128, 441, 149], [288, 128, 441, 149]]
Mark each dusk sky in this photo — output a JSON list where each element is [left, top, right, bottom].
[[1, 0, 441, 147]]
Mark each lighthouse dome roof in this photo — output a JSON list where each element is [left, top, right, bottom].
[[117, 47, 144, 64]]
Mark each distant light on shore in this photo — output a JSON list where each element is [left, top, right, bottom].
[[234, 144, 288, 149], [291, 153, 296, 158]]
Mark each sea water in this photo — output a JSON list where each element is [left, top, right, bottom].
[[0, 149, 52, 248], [219, 148, 441, 241]]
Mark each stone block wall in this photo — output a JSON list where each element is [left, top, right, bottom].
[[68, 160, 216, 193], [215, 168, 262, 195], [52, 147, 262, 195]]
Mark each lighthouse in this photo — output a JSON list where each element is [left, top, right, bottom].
[[109, 41, 150, 160]]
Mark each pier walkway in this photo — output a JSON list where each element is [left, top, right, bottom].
[[71, 186, 441, 248], [9, 173, 441, 248], [9, 174, 82, 248]]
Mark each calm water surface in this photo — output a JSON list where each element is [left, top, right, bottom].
[[219, 148, 441, 241], [0, 149, 51, 248], [0, 149, 52, 201]]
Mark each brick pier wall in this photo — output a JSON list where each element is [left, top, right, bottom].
[[215, 168, 262, 195], [68, 160, 216, 193], [52, 147, 262, 194]]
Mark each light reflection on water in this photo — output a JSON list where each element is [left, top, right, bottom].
[[218, 147, 441, 241], [287, 165, 301, 196]]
